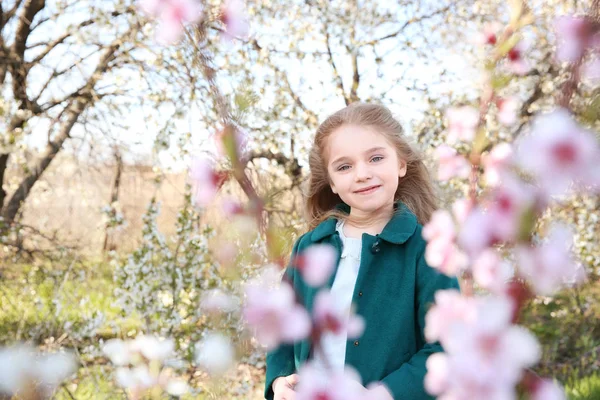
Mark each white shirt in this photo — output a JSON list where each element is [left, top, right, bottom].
[[312, 220, 362, 374]]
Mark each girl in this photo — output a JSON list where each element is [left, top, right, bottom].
[[265, 103, 460, 400]]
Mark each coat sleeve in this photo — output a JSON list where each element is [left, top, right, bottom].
[[379, 252, 460, 400], [264, 235, 304, 400]]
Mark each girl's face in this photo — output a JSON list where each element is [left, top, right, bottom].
[[326, 124, 407, 216]]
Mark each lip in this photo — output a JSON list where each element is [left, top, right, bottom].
[[354, 185, 381, 194]]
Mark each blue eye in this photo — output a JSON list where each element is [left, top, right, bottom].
[[338, 165, 350, 171], [371, 156, 384, 162]]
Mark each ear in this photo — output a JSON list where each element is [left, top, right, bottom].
[[398, 159, 407, 178], [330, 183, 338, 194]]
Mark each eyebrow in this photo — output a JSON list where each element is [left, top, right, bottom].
[[330, 146, 388, 166]]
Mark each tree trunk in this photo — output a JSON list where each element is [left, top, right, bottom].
[[103, 149, 123, 253]]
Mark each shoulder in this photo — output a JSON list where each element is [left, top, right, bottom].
[[400, 222, 427, 257]]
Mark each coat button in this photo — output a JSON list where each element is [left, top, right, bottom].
[[354, 340, 359, 346], [358, 291, 363, 297], [370, 241, 381, 254]]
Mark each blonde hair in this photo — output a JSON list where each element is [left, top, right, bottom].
[[305, 103, 437, 230]]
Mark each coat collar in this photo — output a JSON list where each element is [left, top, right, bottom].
[[309, 201, 418, 244]]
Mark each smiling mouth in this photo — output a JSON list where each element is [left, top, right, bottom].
[[354, 185, 381, 194]]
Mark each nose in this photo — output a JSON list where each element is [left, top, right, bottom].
[[354, 161, 372, 182]]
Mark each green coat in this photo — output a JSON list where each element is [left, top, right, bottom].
[[264, 203, 460, 399]]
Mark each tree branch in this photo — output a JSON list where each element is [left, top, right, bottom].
[[1, 34, 124, 224], [325, 30, 349, 105], [28, 19, 94, 65], [10, 0, 45, 108], [358, 6, 451, 47]]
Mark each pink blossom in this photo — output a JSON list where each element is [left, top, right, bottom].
[[531, 379, 566, 400], [496, 97, 519, 125], [220, 197, 244, 216], [425, 295, 541, 399], [434, 145, 471, 181], [295, 363, 367, 400], [243, 282, 311, 349], [507, 41, 531, 75], [189, 157, 226, 207], [424, 289, 476, 343], [140, 0, 203, 44], [425, 239, 469, 276], [220, 0, 250, 41], [424, 353, 450, 396], [445, 106, 479, 143], [516, 225, 586, 295], [139, 0, 164, 16], [457, 207, 497, 257], [515, 109, 600, 195], [481, 143, 513, 186], [472, 249, 514, 294], [475, 22, 503, 46], [554, 16, 598, 63], [292, 244, 338, 287], [451, 198, 474, 225], [459, 176, 536, 256], [422, 210, 469, 276], [487, 175, 537, 240], [313, 290, 364, 338], [423, 210, 456, 244]]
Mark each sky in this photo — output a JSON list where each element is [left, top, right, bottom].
[[11, 0, 481, 174]]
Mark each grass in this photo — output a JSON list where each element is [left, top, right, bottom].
[[0, 259, 139, 345], [566, 374, 600, 400]]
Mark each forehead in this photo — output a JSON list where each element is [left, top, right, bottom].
[[326, 125, 394, 162]]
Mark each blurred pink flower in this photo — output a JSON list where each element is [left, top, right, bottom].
[[422, 210, 469, 276], [313, 290, 364, 338], [434, 145, 471, 181], [515, 109, 600, 195], [423, 210, 455, 244], [425, 295, 541, 399], [139, 0, 164, 16], [451, 198, 474, 225], [472, 249, 514, 294], [459, 176, 536, 256], [481, 143, 513, 186], [220, 197, 244, 216], [531, 379, 566, 400], [516, 225, 586, 295], [497, 97, 519, 125], [426, 239, 469, 277], [189, 157, 227, 207], [295, 363, 367, 400], [475, 22, 503, 46], [554, 16, 598, 63], [424, 289, 476, 343], [293, 244, 337, 287], [457, 206, 497, 256], [424, 353, 450, 396], [507, 41, 531, 75], [445, 106, 479, 143], [244, 282, 311, 349], [220, 0, 250, 41], [139, 0, 203, 44], [487, 175, 537, 239]]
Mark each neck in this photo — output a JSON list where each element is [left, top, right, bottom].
[[345, 202, 394, 236]]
